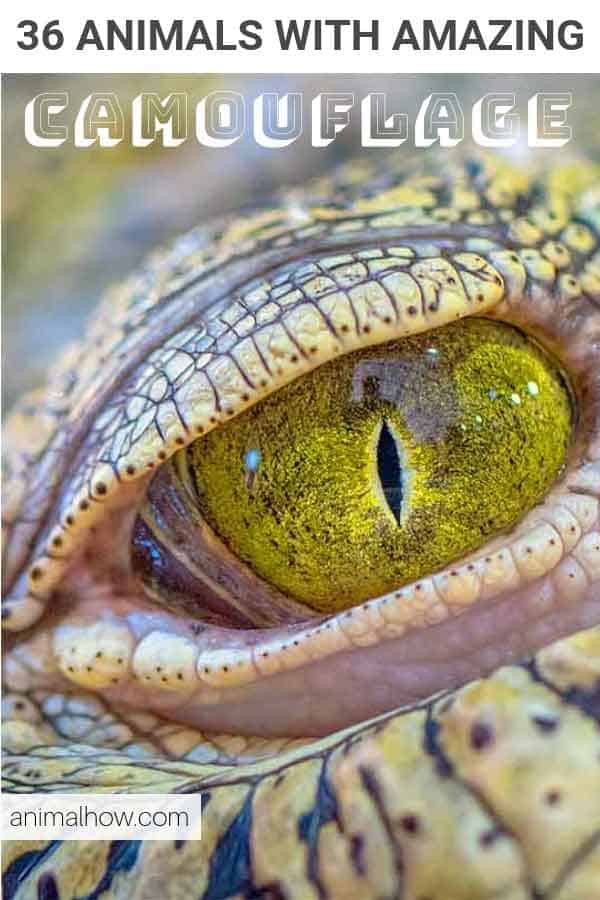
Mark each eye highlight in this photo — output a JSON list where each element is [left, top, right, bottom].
[[183, 317, 573, 613]]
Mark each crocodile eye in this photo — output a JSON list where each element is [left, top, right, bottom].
[[139, 317, 573, 615], [4, 155, 599, 738]]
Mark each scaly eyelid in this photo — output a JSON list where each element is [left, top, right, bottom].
[[3, 237, 510, 630]]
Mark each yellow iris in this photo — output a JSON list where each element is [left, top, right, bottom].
[[187, 318, 573, 612]]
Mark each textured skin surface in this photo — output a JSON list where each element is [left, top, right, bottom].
[[3, 152, 600, 899]]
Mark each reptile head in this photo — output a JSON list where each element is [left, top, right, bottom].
[[3, 152, 600, 898]]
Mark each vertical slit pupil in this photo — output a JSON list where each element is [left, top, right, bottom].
[[377, 420, 403, 524]]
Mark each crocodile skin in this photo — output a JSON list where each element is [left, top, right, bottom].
[[3, 152, 600, 899]]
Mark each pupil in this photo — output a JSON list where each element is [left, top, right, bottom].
[[377, 420, 403, 524]]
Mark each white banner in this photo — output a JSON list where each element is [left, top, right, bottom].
[[1, 0, 599, 74], [1, 794, 204, 841]]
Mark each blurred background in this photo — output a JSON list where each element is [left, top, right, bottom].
[[3, 74, 599, 408]]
